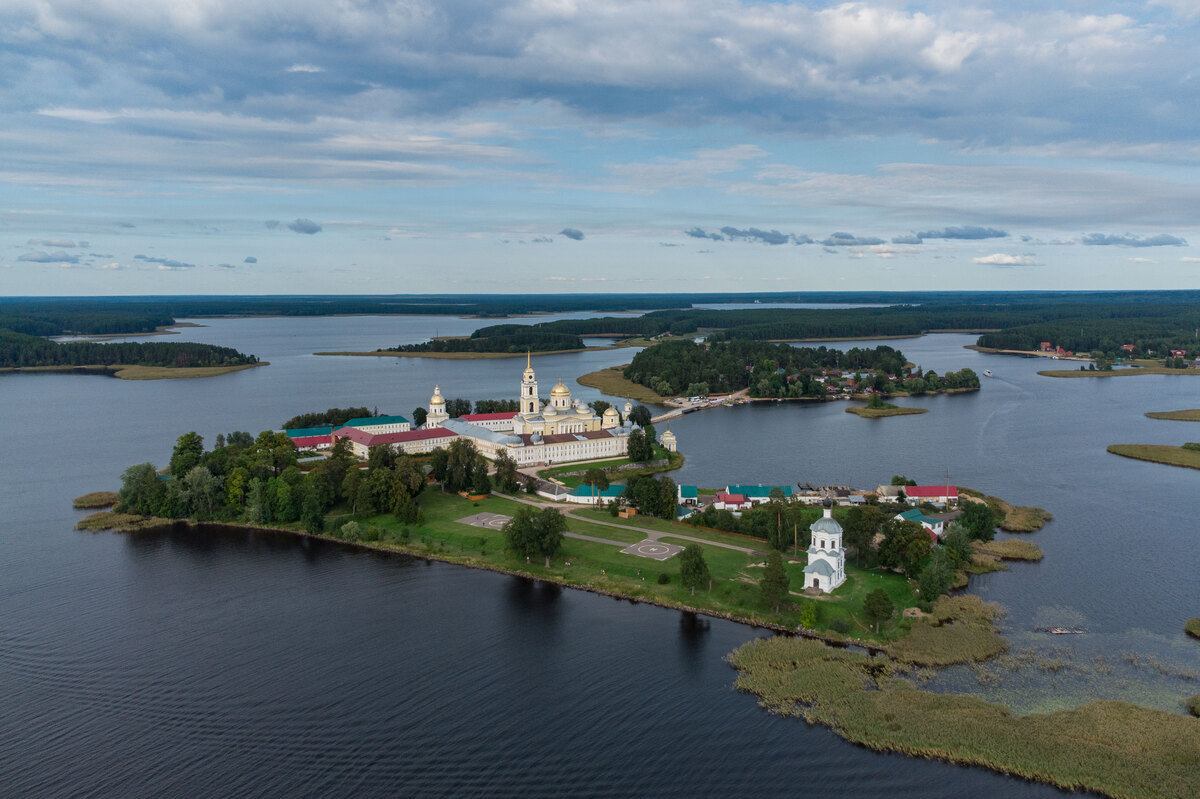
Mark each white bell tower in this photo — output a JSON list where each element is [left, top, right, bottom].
[[521, 351, 539, 415]]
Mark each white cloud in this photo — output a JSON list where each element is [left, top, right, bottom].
[[972, 253, 1038, 265], [1181, 256, 1200, 263], [286, 64, 324, 73], [1128, 256, 1158, 264]]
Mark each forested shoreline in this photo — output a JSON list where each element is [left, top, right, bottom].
[[0, 329, 258, 370], [622, 340, 979, 398]]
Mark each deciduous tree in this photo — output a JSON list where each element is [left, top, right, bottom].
[[760, 551, 790, 612], [863, 588, 894, 633], [679, 544, 711, 596]]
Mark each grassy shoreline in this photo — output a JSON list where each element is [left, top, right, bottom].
[[1146, 409, 1200, 422], [0, 362, 268, 380], [576, 365, 668, 403], [958, 487, 1052, 533], [1186, 618, 1200, 640], [1107, 444, 1200, 470], [73, 491, 119, 509]]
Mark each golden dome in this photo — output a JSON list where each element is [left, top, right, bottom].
[[430, 385, 445, 405], [603, 406, 619, 417], [550, 380, 571, 397]]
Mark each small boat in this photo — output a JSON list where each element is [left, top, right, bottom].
[[983, 369, 993, 377]]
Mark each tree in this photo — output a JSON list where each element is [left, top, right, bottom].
[[917, 548, 954, 608], [843, 505, 884, 565], [679, 544, 711, 596], [169, 432, 205, 479], [878, 518, 932, 578], [441, 439, 481, 493], [891, 474, 917, 486], [582, 467, 609, 503], [116, 462, 166, 516], [493, 450, 521, 493], [862, 588, 894, 633], [941, 523, 974, 566], [628, 404, 653, 428], [959, 501, 997, 541], [411, 406, 428, 427], [367, 443, 396, 471], [470, 456, 491, 494], [184, 465, 222, 521], [503, 506, 566, 567], [760, 551, 790, 612], [301, 490, 325, 534], [532, 507, 567, 567], [626, 429, 654, 462]]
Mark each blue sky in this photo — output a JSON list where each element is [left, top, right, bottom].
[[3, 0, 1200, 294]]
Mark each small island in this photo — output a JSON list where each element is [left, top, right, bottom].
[[846, 397, 928, 418], [1107, 443, 1200, 471], [1147, 409, 1200, 422], [1186, 618, 1200, 640]]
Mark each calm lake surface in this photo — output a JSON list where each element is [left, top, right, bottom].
[[3, 316, 1197, 797]]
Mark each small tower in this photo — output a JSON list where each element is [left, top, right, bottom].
[[427, 385, 449, 428], [601, 405, 620, 429], [803, 505, 846, 592], [623, 400, 633, 418], [520, 352, 539, 415], [659, 428, 677, 452]]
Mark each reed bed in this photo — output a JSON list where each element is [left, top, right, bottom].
[[958, 488, 1052, 532], [74, 511, 168, 532], [1187, 618, 1200, 640], [729, 635, 1200, 799], [72, 491, 119, 509], [885, 595, 1008, 666], [973, 539, 1044, 561]]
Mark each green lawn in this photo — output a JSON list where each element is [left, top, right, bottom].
[[536, 446, 676, 488], [334, 491, 920, 643]]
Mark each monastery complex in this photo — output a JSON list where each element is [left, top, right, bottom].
[[289, 354, 648, 466]]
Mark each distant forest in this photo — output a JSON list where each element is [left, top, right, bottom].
[[622, 340, 983, 398], [4, 293, 1200, 368], [0, 329, 257, 369]]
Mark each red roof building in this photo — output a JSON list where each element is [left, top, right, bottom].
[[333, 426, 456, 457], [904, 485, 959, 504]]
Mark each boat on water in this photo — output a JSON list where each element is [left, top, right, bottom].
[[983, 369, 993, 377]]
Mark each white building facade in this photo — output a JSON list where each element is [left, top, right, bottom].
[[804, 507, 847, 592]]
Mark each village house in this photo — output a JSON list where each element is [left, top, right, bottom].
[[895, 508, 944, 541]]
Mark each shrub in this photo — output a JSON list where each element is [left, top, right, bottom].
[[657, 572, 670, 585], [828, 617, 850, 634], [1187, 695, 1200, 717]]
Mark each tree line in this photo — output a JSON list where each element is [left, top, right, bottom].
[[0, 329, 258, 369]]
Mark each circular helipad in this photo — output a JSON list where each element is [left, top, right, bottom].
[[620, 539, 684, 561]]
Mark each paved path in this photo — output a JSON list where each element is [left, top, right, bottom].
[[493, 492, 765, 555]]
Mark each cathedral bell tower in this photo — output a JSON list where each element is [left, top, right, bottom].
[[521, 351, 539, 415]]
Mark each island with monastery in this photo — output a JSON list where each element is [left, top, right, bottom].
[[74, 348, 1200, 799]]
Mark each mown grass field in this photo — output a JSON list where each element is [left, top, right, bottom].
[[337, 491, 928, 645], [1146, 409, 1200, 422], [535, 446, 679, 488], [729, 635, 1200, 799], [1107, 444, 1200, 471]]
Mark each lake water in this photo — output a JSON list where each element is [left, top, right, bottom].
[[3, 317, 1197, 796]]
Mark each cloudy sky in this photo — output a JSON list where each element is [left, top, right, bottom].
[[3, 0, 1200, 294]]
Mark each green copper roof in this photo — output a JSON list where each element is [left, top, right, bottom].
[[337, 415, 410, 429], [284, 426, 332, 439], [726, 484, 792, 498], [679, 485, 699, 498]]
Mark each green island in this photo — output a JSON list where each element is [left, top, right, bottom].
[[69, 381, 1197, 798], [1185, 618, 1200, 640], [1038, 359, 1200, 378], [1106, 444, 1200, 470], [846, 396, 928, 418], [0, 325, 263, 380], [1147, 409, 1200, 422]]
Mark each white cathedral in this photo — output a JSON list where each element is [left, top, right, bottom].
[[804, 506, 846, 592], [422, 353, 643, 466]]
